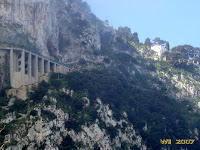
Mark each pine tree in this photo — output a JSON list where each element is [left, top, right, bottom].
[[166, 42, 170, 51], [144, 38, 151, 47]]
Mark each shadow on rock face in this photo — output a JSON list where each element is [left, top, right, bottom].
[[47, 37, 58, 57]]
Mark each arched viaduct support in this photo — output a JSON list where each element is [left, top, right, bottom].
[[2, 47, 71, 89]]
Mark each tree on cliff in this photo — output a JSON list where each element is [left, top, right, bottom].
[[117, 27, 139, 44], [144, 38, 151, 47], [132, 32, 139, 43], [166, 42, 170, 51], [153, 37, 166, 45]]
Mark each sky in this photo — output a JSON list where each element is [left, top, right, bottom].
[[83, 0, 200, 48]]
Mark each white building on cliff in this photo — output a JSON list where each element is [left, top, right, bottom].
[[151, 44, 166, 56]]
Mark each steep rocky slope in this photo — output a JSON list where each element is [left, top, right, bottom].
[[1, 71, 200, 150], [0, 0, 133, 63], [149, 45, 200, 101], [1, 0, 200, 150]]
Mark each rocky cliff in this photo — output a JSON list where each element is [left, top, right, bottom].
[[0, 76, 147, 150], [1, 70, 200, 150], [1, 0, 199, 102], [1, 0, 200, 150], [0, 0, 132, 63]]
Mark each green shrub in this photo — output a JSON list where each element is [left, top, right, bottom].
[[104, 58, 110, 64], [38, 144, 46, 150], [105, 126, 118, 140], [121, 142, 128, 150], [30, 81, 49, 103], [44, 99, 51, 105], [78, 58, 86, 65], [0, 86, 11, 97], [30, 110, 37, 116], [72, 98, 84, 111], [9, 99, 27, 114], [54, 92, 71, 112], [59, 135, 77, 150], [118, 64, 129, 77], [130, 145, 140, 150], [50, 79, 62, 89], [22, 145, 28, 150], [65, 119, 82, 133], [94, 143, 100, 150], [41, 110, 56, 121], [0, 97, 9, 106]]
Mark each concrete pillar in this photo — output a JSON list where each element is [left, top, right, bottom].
[[52, 63, 56, 72], [21, 49, 25, 86], [41, 58, 44, 75], [35, 55, 39, 82], [54, 64, 57, 73], [28, 51, 32, 84], [13, 51, 17, 72], [10, 48, 13, 87], [47, 59, 50, 72], [44, 60, 47, 73]]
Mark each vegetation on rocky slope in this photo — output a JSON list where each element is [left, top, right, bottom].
[[55, 70, 200, 149], [0, 0, 200, 149], [1, 70, 200, 149]]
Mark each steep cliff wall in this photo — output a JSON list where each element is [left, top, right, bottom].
[[0, 0, 55, 55], [0, 0, 109, 62], [0, 0, 135, 63]]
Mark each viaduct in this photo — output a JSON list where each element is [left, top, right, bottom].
[[0, 46, 72, 89]]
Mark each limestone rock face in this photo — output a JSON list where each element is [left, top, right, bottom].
[[4, 89, 146, 150], [0, 0, 99, 62], [158, 72, 200, 100], [0, 112, 16, 123], [0, 0, 56, 56], [0, 0, 135, 63]]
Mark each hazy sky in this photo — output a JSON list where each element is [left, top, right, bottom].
[[83, 0, 200, 48]]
